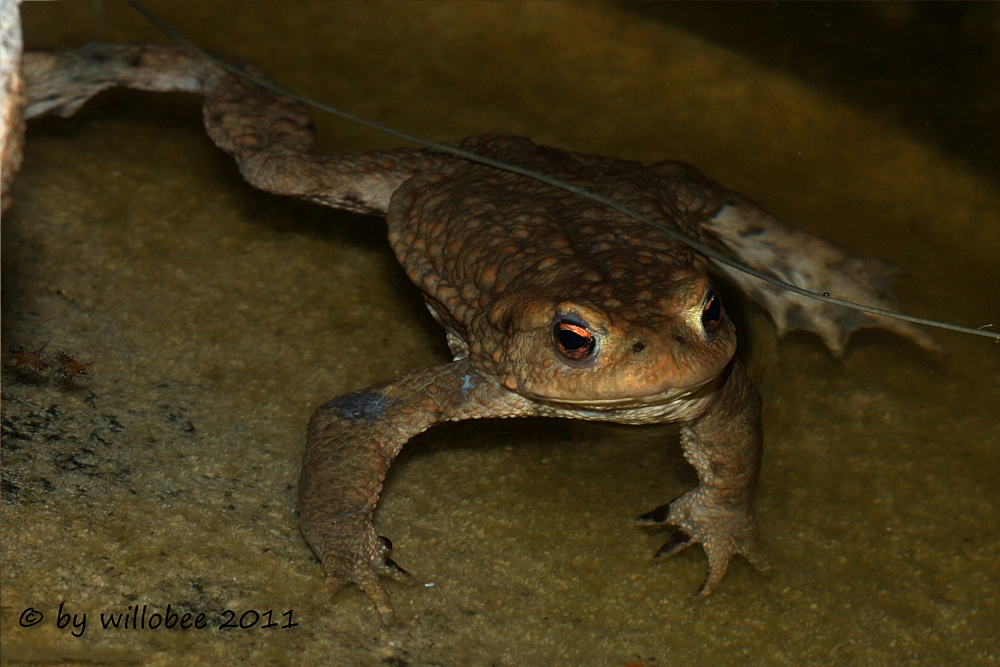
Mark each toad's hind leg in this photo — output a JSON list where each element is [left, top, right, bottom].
[[21, 43, 451, 216], [653, 161, 942, 357], [638, 359, 768, 596], [299, 359, 532, 624]]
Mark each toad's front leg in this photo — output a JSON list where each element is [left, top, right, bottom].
[[298, 359, 531, 624], [639, 358, 768, 595]]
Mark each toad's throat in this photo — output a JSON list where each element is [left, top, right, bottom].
[[520, 375, 719, 410]]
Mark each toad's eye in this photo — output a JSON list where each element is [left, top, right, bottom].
[[554, 320, 596, 361], [702, 290, 724, 338]]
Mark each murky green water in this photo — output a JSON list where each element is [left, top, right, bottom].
[[3, 2, 998, 665]]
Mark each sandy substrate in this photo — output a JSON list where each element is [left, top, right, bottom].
[[2, 2, 998, 665]]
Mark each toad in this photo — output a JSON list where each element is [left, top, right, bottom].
[[16, 44, 940, 624]]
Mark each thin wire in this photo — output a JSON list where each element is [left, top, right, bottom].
[[128, 1, 999, 343]]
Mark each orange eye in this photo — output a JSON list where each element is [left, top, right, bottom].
[[554, 321, 596, 361], [702, 291, 723, 337]]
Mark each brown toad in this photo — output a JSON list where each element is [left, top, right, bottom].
[[16, 44, 940, 624]]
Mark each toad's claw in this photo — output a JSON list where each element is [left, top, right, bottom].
[[636, 502, 671, 525], [653, 528, 694, 559], [643, 488, 769, 598], [378, 536, 411, 578], [318, 529, 404, 626]]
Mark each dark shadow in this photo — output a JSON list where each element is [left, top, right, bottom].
[[623, 2, 1000, 182]]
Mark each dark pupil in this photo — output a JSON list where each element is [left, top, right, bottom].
[[559, 329, 589, 351], [555, 322, 595, 360], [702, 293, 723, 333]]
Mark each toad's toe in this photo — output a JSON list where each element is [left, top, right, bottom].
[[642, 488, 768, 597], [653, 528, 694, 559]]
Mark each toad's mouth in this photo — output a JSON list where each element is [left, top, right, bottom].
[[520, 374, 720, 410]]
